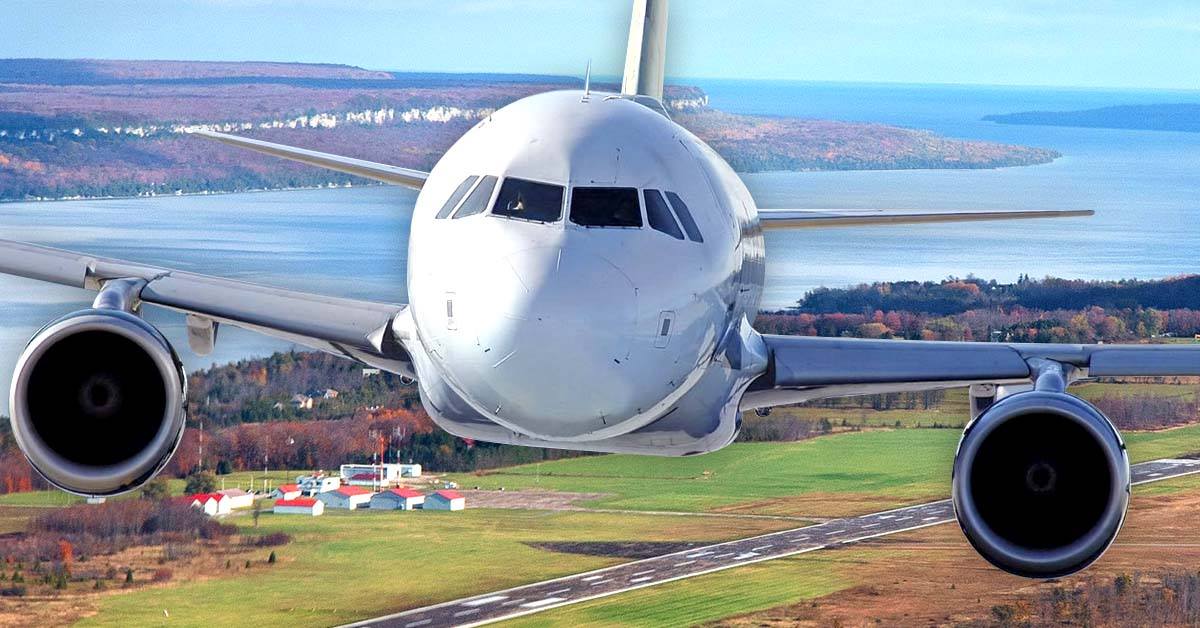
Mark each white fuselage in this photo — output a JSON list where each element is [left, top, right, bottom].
[[399, 90, 765, 455]]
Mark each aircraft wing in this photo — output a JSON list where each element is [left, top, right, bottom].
[[0, 238, 410, 369], [740, 334, 1200, 410], [192, 130, 429, 190], [757, 208, 1093, 230]]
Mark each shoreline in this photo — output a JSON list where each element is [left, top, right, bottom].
[[0, 159, 1063, 205]]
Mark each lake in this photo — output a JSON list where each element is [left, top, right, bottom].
[[1, 80, 1198, 409]]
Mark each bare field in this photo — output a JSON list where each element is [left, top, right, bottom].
[[711, 482, 1200, 627]]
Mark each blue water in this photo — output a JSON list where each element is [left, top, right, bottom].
[[1, 80, 1198, 409]]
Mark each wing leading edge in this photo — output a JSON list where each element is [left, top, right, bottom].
[[192, 130, 429, 190], [0, 238, 411, 373], [757, 208, 1093, 230]]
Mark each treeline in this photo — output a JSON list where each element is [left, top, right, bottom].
[[186, 350, 421, 428], [795, 275, 1200, 315], [758, 305, 1200, 343]]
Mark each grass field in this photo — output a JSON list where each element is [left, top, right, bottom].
[[504, 552, 861, 628], [76, 508, 793, 628], [450, 423, 1200, 517]]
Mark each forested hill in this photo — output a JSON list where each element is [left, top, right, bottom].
[[795, 275, 1200, 315], [0, 59, 1059, 202], [984, 103, 1200, 133]]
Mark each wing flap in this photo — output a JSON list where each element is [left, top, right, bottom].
[[757, 208, 1093, 230], [192, 130, 428, 190]]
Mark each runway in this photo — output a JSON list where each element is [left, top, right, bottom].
[[345, 458, 1200, 628]]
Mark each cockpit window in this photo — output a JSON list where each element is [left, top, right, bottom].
[[452, 175, 497, 219], [644, 189, 685, 240], [665, 191, 704, 242], [436, 176, 478, 219], [570, 187, 643, 228], [492, 178, 564, 223]]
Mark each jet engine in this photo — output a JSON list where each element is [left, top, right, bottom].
[[952, 390, 1130, 578], [9, 307, 186, 497]]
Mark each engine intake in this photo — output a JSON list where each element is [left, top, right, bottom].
[[9, 309, 186, 497], [952, 390, 1129, 578]]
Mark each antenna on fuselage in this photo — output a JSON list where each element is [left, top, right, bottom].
[[582, 60, 592, 103]]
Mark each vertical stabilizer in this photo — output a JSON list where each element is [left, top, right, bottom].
[[621, 0, 669, 102]]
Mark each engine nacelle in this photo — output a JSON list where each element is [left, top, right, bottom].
[[952, 390, 1130, 578], [9, 309, 186, 497]]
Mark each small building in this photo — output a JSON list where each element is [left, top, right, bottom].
[[189, 493, 231, 516], [322, 389, 339, 399], [370, 488, 425, 511], [217, 488, 255, 510], [340, 463, 420, 487], [272, 484, 303, 501], [297, 474, 341, 496], [425, 490, 465, 511], [317, 485, 374, 510], [273, 498, 324, 516], [291, 394, 314, 410]]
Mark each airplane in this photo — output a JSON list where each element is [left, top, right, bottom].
[[1, 0, 1197, 581]]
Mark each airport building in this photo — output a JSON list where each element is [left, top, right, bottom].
[[216, 488, 254, 509], [271, 484, 302, 501], [317, 485, 374, 510], [297, 474, 341, 496], [188, 493, 231, 516], [370, 488, 425, 510], [273, 498, 324, 516], [425, 490, 465, 511], [340, 463, 422, 488]]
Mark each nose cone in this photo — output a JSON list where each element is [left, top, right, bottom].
[[441, 246, 647, 440]]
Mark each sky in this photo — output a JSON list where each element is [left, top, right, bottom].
[[3, 0, 1199, 90]]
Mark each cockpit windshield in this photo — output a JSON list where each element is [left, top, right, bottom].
[[492, 178, 564, 223], [570, 187, 642, 228]]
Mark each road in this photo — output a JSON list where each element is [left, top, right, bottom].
[[344, 458, 1200, 628]]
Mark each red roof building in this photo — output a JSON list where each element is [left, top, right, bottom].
[[275, 498, 318, 507], [370, 487, 425, 510], [273, 497, 324, 516]]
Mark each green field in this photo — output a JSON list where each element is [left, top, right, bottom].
[[505, 552, 861, 628], [449, 423, 1200, 517], [78, 508, 792, 628], [3, 413, 1197, 626]]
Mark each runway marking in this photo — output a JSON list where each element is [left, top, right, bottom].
[[461, 596, 507, 607], [341, 458, 1199, 628], [519, 598, 567, 609]]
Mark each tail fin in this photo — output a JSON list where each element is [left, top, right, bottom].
[[621, 0, 669, 102]]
